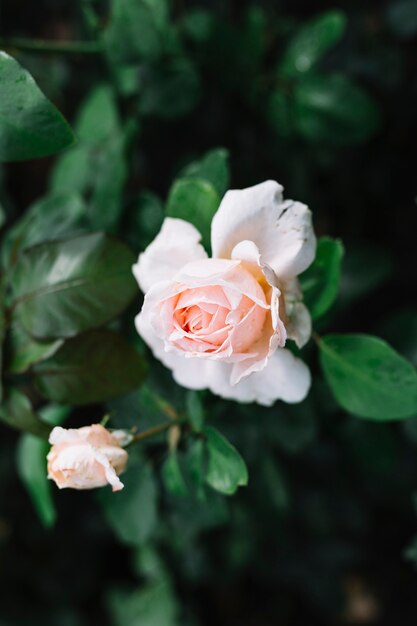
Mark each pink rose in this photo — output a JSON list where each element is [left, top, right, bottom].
[[47, 424, 128, 492], [133, 180, 316, 406]]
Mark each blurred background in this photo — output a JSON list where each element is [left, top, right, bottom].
[[1, 1, 417, 624]]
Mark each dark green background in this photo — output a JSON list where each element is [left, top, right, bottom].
[[1, 1, 417, 624]]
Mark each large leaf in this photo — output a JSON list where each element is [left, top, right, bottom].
[[166, 178, 220, 250], [34, 330, 147, 405], [0, 52, 75, 162], [300, 237, 344, 320], [1, 192, 87, 267], [6, 322, 63, 374], [0, 387, 51, 438], [11, 233, 137, 339], [204, 427, 248, 495], [279, 11, 346, 76], [319, 334, 417, 420], [293, 73, 381, 145], [99, 459, 157, 546]]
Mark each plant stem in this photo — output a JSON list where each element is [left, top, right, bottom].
[[131, 417, 186, 444], [0, 37, 102, 56]]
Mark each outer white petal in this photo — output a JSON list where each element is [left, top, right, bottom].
[[286, 302, 312, 349], [211, 180, 316, 279], [132, 217, 207, 294], [206, 349, 311, 406]]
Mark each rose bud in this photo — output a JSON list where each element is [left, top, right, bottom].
[[47, 424, 128, 492]]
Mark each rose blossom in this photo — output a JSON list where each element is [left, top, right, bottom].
[[47, 424, 128, 492], [133, 180, 316, 406]]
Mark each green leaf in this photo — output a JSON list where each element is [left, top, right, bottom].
[[166, 178, 220, 250], [181, 148, 230, 197], [185, 390, 205, 432], [279, 11, 346, 77], [2, 192, 87, 267], [0, 52, 75, 162], [75, 84, 120, 144], [34, 330, 147, 405], [11, 233, 136, 339], [108, 581, 179, 626], [0, 387, 51, 438], [204, 426, 248, 495], [17, 434, 56, 527], [319, 334, 417, 420], [6, 322, 63, 374], [104, 0, 168, 63], [293, 73, 381, 145], [300, 237, 344, 320], [162, 452, 188, 496], [0, 283, 5, 403], [99, 460, 157, 546]]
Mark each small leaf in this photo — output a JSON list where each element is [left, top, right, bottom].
[[34, 330, 147, 405], [293, 73, 381, 145], [99, 460, 157, 546], [279, 11, 347, 77], [17, 434, 56, 527], [181, 148, 230, 197], [300, 237, 344, 320], [319, 334, 417, 420], [162, 452, 188, 496], [0, 387, 51, 438], [6, 322, 63, 374], [166, 178, 220, 250], [0, 52, 75, 162], [104, 0, 168, 63], [11, 233, 136, 339], [185, 390, 205, 432], [204, 426, 248, 495]]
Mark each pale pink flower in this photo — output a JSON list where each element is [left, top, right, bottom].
[[133, 180, 316, 406], [47, 424, 128, 492]]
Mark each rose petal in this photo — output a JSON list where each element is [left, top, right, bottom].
[[211, 180, 316, 279], [132, 218, 207, 294], [206, 349, 311, 406]]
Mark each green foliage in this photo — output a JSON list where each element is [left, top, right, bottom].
[[301, 237, 344, 320], [0, 386, 50, 438], [6, 322, 63, 374], [99, 458, 157, 546], [104, 0, 169, 64], [17, 434, 55, 527], [180, 148, 230, 197], [166, 179, 220, 250], [319, 334, 417, 420], [162, 452, 188, 496], [34, 329, 147, 405], [11, 233, 136, 339], [50, 84, 131, 232], [293, 74, 381, 145], [139, 59, 201, 119], [1, 192, 86, 267], [279, 11, 347, 77], [204, 427, 248, 495], [109, 580, 179, 626], [0, 52, 74, 161]]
